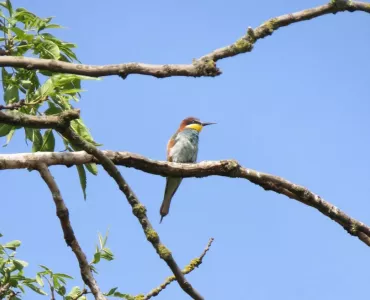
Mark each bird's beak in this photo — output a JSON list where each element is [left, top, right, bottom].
[[201, 122, 216, 127]]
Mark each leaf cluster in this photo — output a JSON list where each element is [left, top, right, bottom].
[[0, 0, 101, 197]]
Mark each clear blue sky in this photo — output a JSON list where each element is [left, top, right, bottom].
[[1, 0, 370, 299]]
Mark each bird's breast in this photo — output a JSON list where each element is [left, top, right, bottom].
[[169, 130, 199, 163]]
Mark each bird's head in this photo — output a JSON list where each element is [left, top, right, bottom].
[[179, 117, 216, 132]]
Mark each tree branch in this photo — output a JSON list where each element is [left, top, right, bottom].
[[0, 1, 367, 79], [57, 128, 205, 300], [0, 109, 80, 129], [0, 99, 25, 111], [0, 283, 10, 298], [3, 150, 370, 247], [36, 164, 107, 300], [143, 238, 214, 300]]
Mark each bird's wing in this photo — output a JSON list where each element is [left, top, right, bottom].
[[166, 133, 177, 162]]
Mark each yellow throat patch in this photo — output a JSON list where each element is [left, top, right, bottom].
[[185, 123, 203, 132]]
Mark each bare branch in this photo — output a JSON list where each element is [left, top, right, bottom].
[[3, 150, 370, 247], [200, 1, 370, 63], [144, 238, 214, 300], [0, 1, 367, 79], [0, 109, 79, 129], [36, 164, 107, 300], [57, 128, 205, 300], [0, 99, 25, 111]]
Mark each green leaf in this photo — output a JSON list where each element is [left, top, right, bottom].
[[98, 233, 105, 248], [0, 0, 13, 16], [3, 268, 10, 283], [10, 27, 25, 39], [34, 39, 60, 59], [71, 119, 97, 144], [0, 124, 13, 137], [4, 84, 19, 104], [3, 240, 21, 250], [13, 8, 37, 25], [14, 42, 33, 56], [3, 127, 16, 147], [92, 252, 100, 264], [105, 287, 118, 296], [12, 259, 28, 270], [24, 283, 47, 295], [52, 274, 61, 289], [55, 276, 66, 285], [25, 128, 43, 152], [15, 69, 39, 93], [35, 274, 44, 286], [40, 129, 55, 152], [101, 248, 114, 261], [44, 24, 63, 29], [76, 165, 87, 200], [58, 88, 85, 96], [85, 163, 98, 175], [6, 0, 13, 15], [44, 102, 62, 115], [13, 8, 53, 32], [113, 291, 135, 299], [53, 273, 73, 279], [56, 285, 66, 296], [1, 67, 12, 92], [34, 77, 54, 99], [67, 286, 82, 298], [39, 265, 52, 272], [20, 80, 32, 89]]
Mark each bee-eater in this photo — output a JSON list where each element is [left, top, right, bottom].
[[160, 117, 216, 223]]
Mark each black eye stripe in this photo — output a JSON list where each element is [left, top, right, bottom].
[[184, 118, 201, 125]]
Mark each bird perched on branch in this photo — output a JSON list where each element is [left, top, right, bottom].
[[160, 117, 216, 223]]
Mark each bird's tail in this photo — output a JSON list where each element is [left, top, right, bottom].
[[160, 177, 183, 223]]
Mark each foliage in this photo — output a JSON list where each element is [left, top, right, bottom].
[[0, 0, 100, 197], [0, 232, 131, 299], [0, 234, 45, 299], [0, 2, 141, 298]]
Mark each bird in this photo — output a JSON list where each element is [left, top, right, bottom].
[[160, 117, 216, 223]]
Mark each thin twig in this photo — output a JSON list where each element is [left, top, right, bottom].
[[0, 99, 25, 110], [57, 127, 204, 300], [144, 238, 214, 299], [0, 1, 367, 79], [36, 164, 107, 300], [43, 275, 55, 300]]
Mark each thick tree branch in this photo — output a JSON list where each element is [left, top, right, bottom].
[[3, 150, 370, 247], [0, 109, 79, 129], [57, 128, 204, 300], [0, 1, 367, 79], [143, 238, 214, 300], [36, 164, 107, 300]]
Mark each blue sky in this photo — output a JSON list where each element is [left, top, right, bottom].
[[1, 0, 370, 299]]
